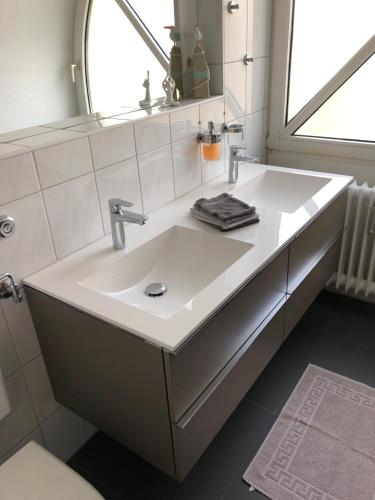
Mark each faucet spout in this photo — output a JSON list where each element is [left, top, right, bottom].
[[228, 145, 260, 183], [108, 199, 147, 250]]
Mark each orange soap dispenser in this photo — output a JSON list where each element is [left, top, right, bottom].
[[199, 121, 222, 161]]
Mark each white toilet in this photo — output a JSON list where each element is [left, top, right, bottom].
[[0, 369, 104, 500]]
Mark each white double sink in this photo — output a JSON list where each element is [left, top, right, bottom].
[[24, 165, 352, 350]]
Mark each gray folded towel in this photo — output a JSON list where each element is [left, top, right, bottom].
[[194, 193, 255, 222], [191, 208, 259, 231]]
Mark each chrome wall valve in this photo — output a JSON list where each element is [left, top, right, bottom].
[[0, 216, 16, 238], [0, 273, 23, 303]]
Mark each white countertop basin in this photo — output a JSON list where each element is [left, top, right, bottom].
[[235, 169, 330, 212], [79, 225, 253, 319], [24, 163, 353, 351]]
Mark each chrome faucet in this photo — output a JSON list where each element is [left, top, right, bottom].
[[108, 199, 147, 250], [228, 145, 260, 183]]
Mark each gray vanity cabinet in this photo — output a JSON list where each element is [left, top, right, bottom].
[[170, 303, 285, 480], [163, 247, 288, 423], [25, 288, 176, 478], [25, 190, 348, 482]]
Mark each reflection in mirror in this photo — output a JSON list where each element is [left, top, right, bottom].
[[86, 0, 174, 112], [0, 0, 176, 135]]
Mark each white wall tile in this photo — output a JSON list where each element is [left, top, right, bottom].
[[34, 138, 93, 189], [252, 0, 270, 57], [224, 61, 247, 121], [0, 127, 54, 143], [0, 371, 37, 459], [247, 0, 254, 55], [224, 0, 248, 63], [95, 158, 143, 234], [265, 0, 273, 58], [134, 115, 171, 155], [89, 124, 136, 170], [170, 107, 200, 143], [200, 98, 225, 128], [0, 427, 44, 465], [0, 144, 29, 159], [45, 115, 97, 130], [12, 130, 84, 148], [138, 146, 175, 214], [246, 57, 266, 114], [0, 194, 56, 281], [224, 116, 247, 171], [2, 295, 41, 367], [41, 406, 95, 462], [43, 174, 103, 259], [23, 356, 60, 423], [172, 137, 202, 198], [246, 110, 264, 157], [0, 153, 39, 205], [0, 307, 19, 378], [263, 108, 270, 159], [263, 57, 271, 109], [202, 142, 226, 183]]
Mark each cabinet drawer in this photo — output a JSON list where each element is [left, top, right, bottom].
[[288, 191, 347, 293], [285, 238, 341, 338], [172, 305, 285, 480], [164, 248, 288, 422]]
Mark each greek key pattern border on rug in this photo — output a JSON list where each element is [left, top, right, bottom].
[[261, 373, 374, 500]]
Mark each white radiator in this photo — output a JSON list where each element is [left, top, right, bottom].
[[331, 182, 375, 299]]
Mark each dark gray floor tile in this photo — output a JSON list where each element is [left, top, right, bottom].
[[121, 399, 273, 500], [333, 301, 375, 351], [68, 456, 120, 500], [245, 293, 338, 412], [220, 415, 278, 500], [223, 479, 268, 500], [68, 431, 146, 494]]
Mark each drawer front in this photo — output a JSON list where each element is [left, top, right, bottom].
[[165, 248, 288, 422], [285, 238, 341, 338], [288, 191, 347, 293], [172, 306, 285, 481]]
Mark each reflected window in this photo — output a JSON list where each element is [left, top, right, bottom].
[[86, 0, 174, 112]]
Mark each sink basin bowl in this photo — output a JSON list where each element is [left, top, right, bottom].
[[79, 225, 253, 319], [235, 170, 330, 212]]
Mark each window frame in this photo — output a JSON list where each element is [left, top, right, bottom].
[[74, 0, 170, 114], [269, 0, 375, 162]]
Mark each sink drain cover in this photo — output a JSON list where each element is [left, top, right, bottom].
[[145, 282, 167, 297]]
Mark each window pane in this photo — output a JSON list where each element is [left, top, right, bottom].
[[295, 54, 375, 143], [287, 0, 375, 122], [87, 0, 173, 112], [127, 0, 175, 56]]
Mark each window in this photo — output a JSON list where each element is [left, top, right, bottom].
[[84, 0, 174, 112], [269, 0, 375, 161], [295, 54, 375, 143]]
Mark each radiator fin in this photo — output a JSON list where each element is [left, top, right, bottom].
[[334, 182, 375, 299]]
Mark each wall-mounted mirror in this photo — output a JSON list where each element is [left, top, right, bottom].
[[0, 0, 177, 135]]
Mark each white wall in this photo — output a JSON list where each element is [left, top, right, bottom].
[[0, 0, 272, 464], [0, 0, 79, 134]]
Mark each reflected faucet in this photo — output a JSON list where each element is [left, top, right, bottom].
[[108, 199, 147, 250], [228, 145, 260, 183]]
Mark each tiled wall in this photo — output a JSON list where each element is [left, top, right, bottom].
[[0, 99, 225, 464], [224, 0, 272, 158], [0, 0, 272, 464]]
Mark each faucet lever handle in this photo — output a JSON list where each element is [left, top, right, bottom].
[[109, 198, 133, 213]]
